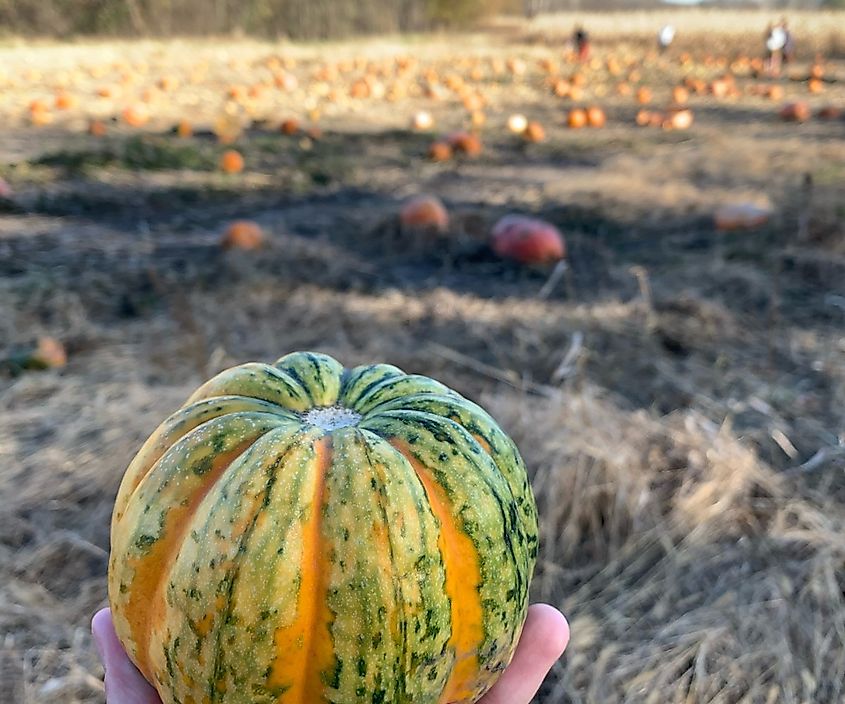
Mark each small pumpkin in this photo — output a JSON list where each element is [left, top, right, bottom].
[[714, 203, 771, 231], [176, 120, 193, 139], [779, 101, 810, 122], [567, 108, 587, 128], [586, 105, 606, 128], [88, 119, 108, 137], [428, 141, 453, 162], [817, 105, 842, 121], [522, 120, 545, 142], [447, 131, 482, 157], [123, 104, 150, 127], [280, 118, 300, 135], [400, 195, 449, 233], [219, 149, 245, 174], [491, 214, 565, 264], [221, 220, 264, 249], [108, 351, 537, 704]]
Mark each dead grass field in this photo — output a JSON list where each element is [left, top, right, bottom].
[[1, 11, 844, 704]]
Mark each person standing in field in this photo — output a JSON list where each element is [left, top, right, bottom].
[[765, 21, 787, 76], [658, 24, 675, 54], [574, 25, 590, 62]]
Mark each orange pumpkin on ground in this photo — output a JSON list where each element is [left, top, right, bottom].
[[399, 195, 449, 233], [567, 108, 587, 128], [281, 118, 300, 135], [446, 131, 482, 157], [635, 109, 652, 126], [817, 106, 842, 120], [491, 215, 565, 264], [779, 102, 810, 122], [636, 87, 653, 104], [523, 121, 545, 142], [428, 141, 453, 162], [221, 220, 264, 249], [89, 119, 107, 137], [586, 106, 606, 127], [176, 120, 193, 138], [219, 149, 245, 174], [123, 104, 150, 127], [714, 203, 771, 231]]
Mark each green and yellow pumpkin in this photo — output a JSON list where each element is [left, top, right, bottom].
[[109, 351, 538, 704]]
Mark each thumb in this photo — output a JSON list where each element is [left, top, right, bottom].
[[92, 608, 162, 704]]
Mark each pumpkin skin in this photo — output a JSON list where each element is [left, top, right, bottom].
[[109, 351, 538, 704]]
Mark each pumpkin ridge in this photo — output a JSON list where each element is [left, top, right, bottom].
[[113, 400, 297, 526], [338, 364, 406, 410], [204, 427, 312, 703], [186, 363, 312, 412], [356, 431, 408, 701], [390, 439, 485, 704], [266, 434, 336, 703], [120, 435, 259, 680]]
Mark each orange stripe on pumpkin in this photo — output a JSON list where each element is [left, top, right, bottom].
[[118, 442, 253, 680], [268, 436, 336, 703], [391, 440, 485, 704]]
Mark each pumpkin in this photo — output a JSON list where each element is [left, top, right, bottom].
[[586, 106, 606, 128], [714, 203, 771, 231], [522, 121, 545, 142], [491, 214, 565, 264], [780, 101, 810, 122], [635, 108, 652, 126], [219, 149, 245, 174], [567, 108, 587, 129], [54, 91, 77, 110], [817, 105, 842, 120], [428, 141, 453, 162], [108, 351, 537, 704], [447, 131, 482, 157], [400, 195, 450, 233], [88, 119, 108, 137], [636, 86, 653, 104], [280, 118, 300, 135], [221, 220, 264, 249], [123, 104, 150, 127], [176, 120, 193, 139]]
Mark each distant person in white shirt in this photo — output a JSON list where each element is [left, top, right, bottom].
[[765, 21, 787, 75], [658, 24, 675, 53]]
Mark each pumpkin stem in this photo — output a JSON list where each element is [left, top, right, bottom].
[[303, 406, 361, 431]]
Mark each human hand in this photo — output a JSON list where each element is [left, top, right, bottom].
[[92, 603, 568, 704]]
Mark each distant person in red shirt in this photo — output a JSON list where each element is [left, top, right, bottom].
[[574, 26, 590, 62]]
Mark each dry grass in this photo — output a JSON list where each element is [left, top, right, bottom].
[[1, 11, 845, 704]]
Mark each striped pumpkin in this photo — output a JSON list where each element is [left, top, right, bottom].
[[109, 351, 538, 704]]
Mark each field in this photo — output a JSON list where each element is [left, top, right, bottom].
[[1, 9, 844, 703]]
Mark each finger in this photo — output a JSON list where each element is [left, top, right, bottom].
[[478, 603, 570, 704], [92, 608, 162, 704]]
